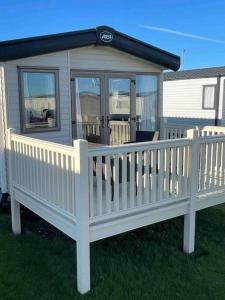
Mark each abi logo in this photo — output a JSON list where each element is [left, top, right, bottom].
[[99, 31, 113, 43]]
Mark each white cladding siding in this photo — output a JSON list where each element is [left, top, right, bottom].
[[4, 47, 162, 146], [69, 46, 162, 72], [163, 77, 218, 119]]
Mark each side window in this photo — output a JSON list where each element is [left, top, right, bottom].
[[136, 75, 158, 131], [202, 85, 215, 109], [19, 68, 60, 133]]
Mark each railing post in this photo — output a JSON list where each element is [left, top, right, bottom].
[[160, 117, 167, 140], [183, 129, 199, 253], [7, 128, 21, 235], [73, 139, 90, 294]]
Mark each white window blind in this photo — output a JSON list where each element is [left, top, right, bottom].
[[203, 86, 215, 109]]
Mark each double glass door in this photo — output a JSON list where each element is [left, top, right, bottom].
[[71, 72, 136, 145]]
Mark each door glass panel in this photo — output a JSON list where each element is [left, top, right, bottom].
[[74, 77, 101, 143], [109, 78, 131, 145], [136, 75, 158, 132]]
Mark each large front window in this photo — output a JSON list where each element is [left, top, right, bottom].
[[19, 68, 60, 132]]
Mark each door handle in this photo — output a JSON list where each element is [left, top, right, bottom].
[[106, 116, 110, 128], [131, 117, 136, 122], [100, 116, 105, 128]]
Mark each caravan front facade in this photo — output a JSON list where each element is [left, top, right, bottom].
[[0, 26, 180, 194]]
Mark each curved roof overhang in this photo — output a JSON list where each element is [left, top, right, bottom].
[[0, 26, 180, 71]]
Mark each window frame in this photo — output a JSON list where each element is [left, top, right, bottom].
[[202, 84, 216, 110], [18, 66, 61, 133]]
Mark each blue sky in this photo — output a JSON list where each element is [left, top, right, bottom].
[[0, 0, 225, 70]]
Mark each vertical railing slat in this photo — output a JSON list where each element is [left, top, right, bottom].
[[144, 150, 150, 204], [114, 155, 119, 211], [96, 156, 103, 216], [129, 152, 135, 208], [122, 153, 127, 209], [105, 155, 111, 213], [137, 152, 142, 206], [89, 158, 94, 218], [151, 150, 157, 203]]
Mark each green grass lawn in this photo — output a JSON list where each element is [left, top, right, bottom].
[[1, 205, 225, 300]]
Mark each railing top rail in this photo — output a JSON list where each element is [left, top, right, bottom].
[[88, 138, 191, 157], [10, 133, 75, 155], [197, 133, 225, 143], [163, 124, 197, 129], [163, 124, 225, 132], [200, 126, 225, 133], [109, 120, 129, 125]]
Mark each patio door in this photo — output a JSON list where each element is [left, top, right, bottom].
[[71, 73, 106, 143], [71, 72, 136, 145], [106, 74, 136, 145]]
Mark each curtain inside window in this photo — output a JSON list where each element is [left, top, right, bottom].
[[136, 75, 158, 131], [75, 79, 84, 139]]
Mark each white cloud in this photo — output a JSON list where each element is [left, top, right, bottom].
[[139, 25, 225, 44]]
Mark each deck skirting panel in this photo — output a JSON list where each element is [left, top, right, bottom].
[[14, 187, 78, 241], [90, 200, 189, 242], [196, 191, 225, 211]]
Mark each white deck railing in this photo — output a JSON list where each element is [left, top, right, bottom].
[[197, 134, 225, 194], [7, 126, 225, 295], [9, 133, 77, 217], [109, 121, 130, 145], [88, 139, 191, 222], [162, 125, 225, 140]]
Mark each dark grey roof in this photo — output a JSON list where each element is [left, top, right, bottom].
[[0, 26, 180, 71], [164, 66, 225, 81]]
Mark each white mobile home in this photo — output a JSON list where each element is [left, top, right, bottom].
[[163, 66, 225, 128], [4, 26, 225, 296], [0, 26, 180, 194]]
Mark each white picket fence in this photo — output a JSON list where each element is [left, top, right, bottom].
[[88, 138, 191, 222], [162, 125, 225, 140], [7, 127, 225, 295], [109, 121, 130, 145]]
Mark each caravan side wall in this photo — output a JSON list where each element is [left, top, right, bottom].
[[163, 77, 221, 126], [0, 65, 7, 193]]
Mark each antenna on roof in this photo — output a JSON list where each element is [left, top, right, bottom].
[[182, 49, 186, 70]]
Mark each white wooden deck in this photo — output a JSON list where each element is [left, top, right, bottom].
[[7, 126, 225, 294]]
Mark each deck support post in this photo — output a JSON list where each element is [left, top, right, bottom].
[[183, 129, 199, 253], [183, 204, 196, 253], [8, 128, 21, 235], [74, 139, 90, 294], [11, 196, 21, 235]]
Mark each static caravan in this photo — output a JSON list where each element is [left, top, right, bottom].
[[0, 26, 180, 195], [163, 66, 225, 128], [3, 27, 225, 295]]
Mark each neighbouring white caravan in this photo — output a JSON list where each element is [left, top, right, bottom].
[[163, 66, 225, 128]]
